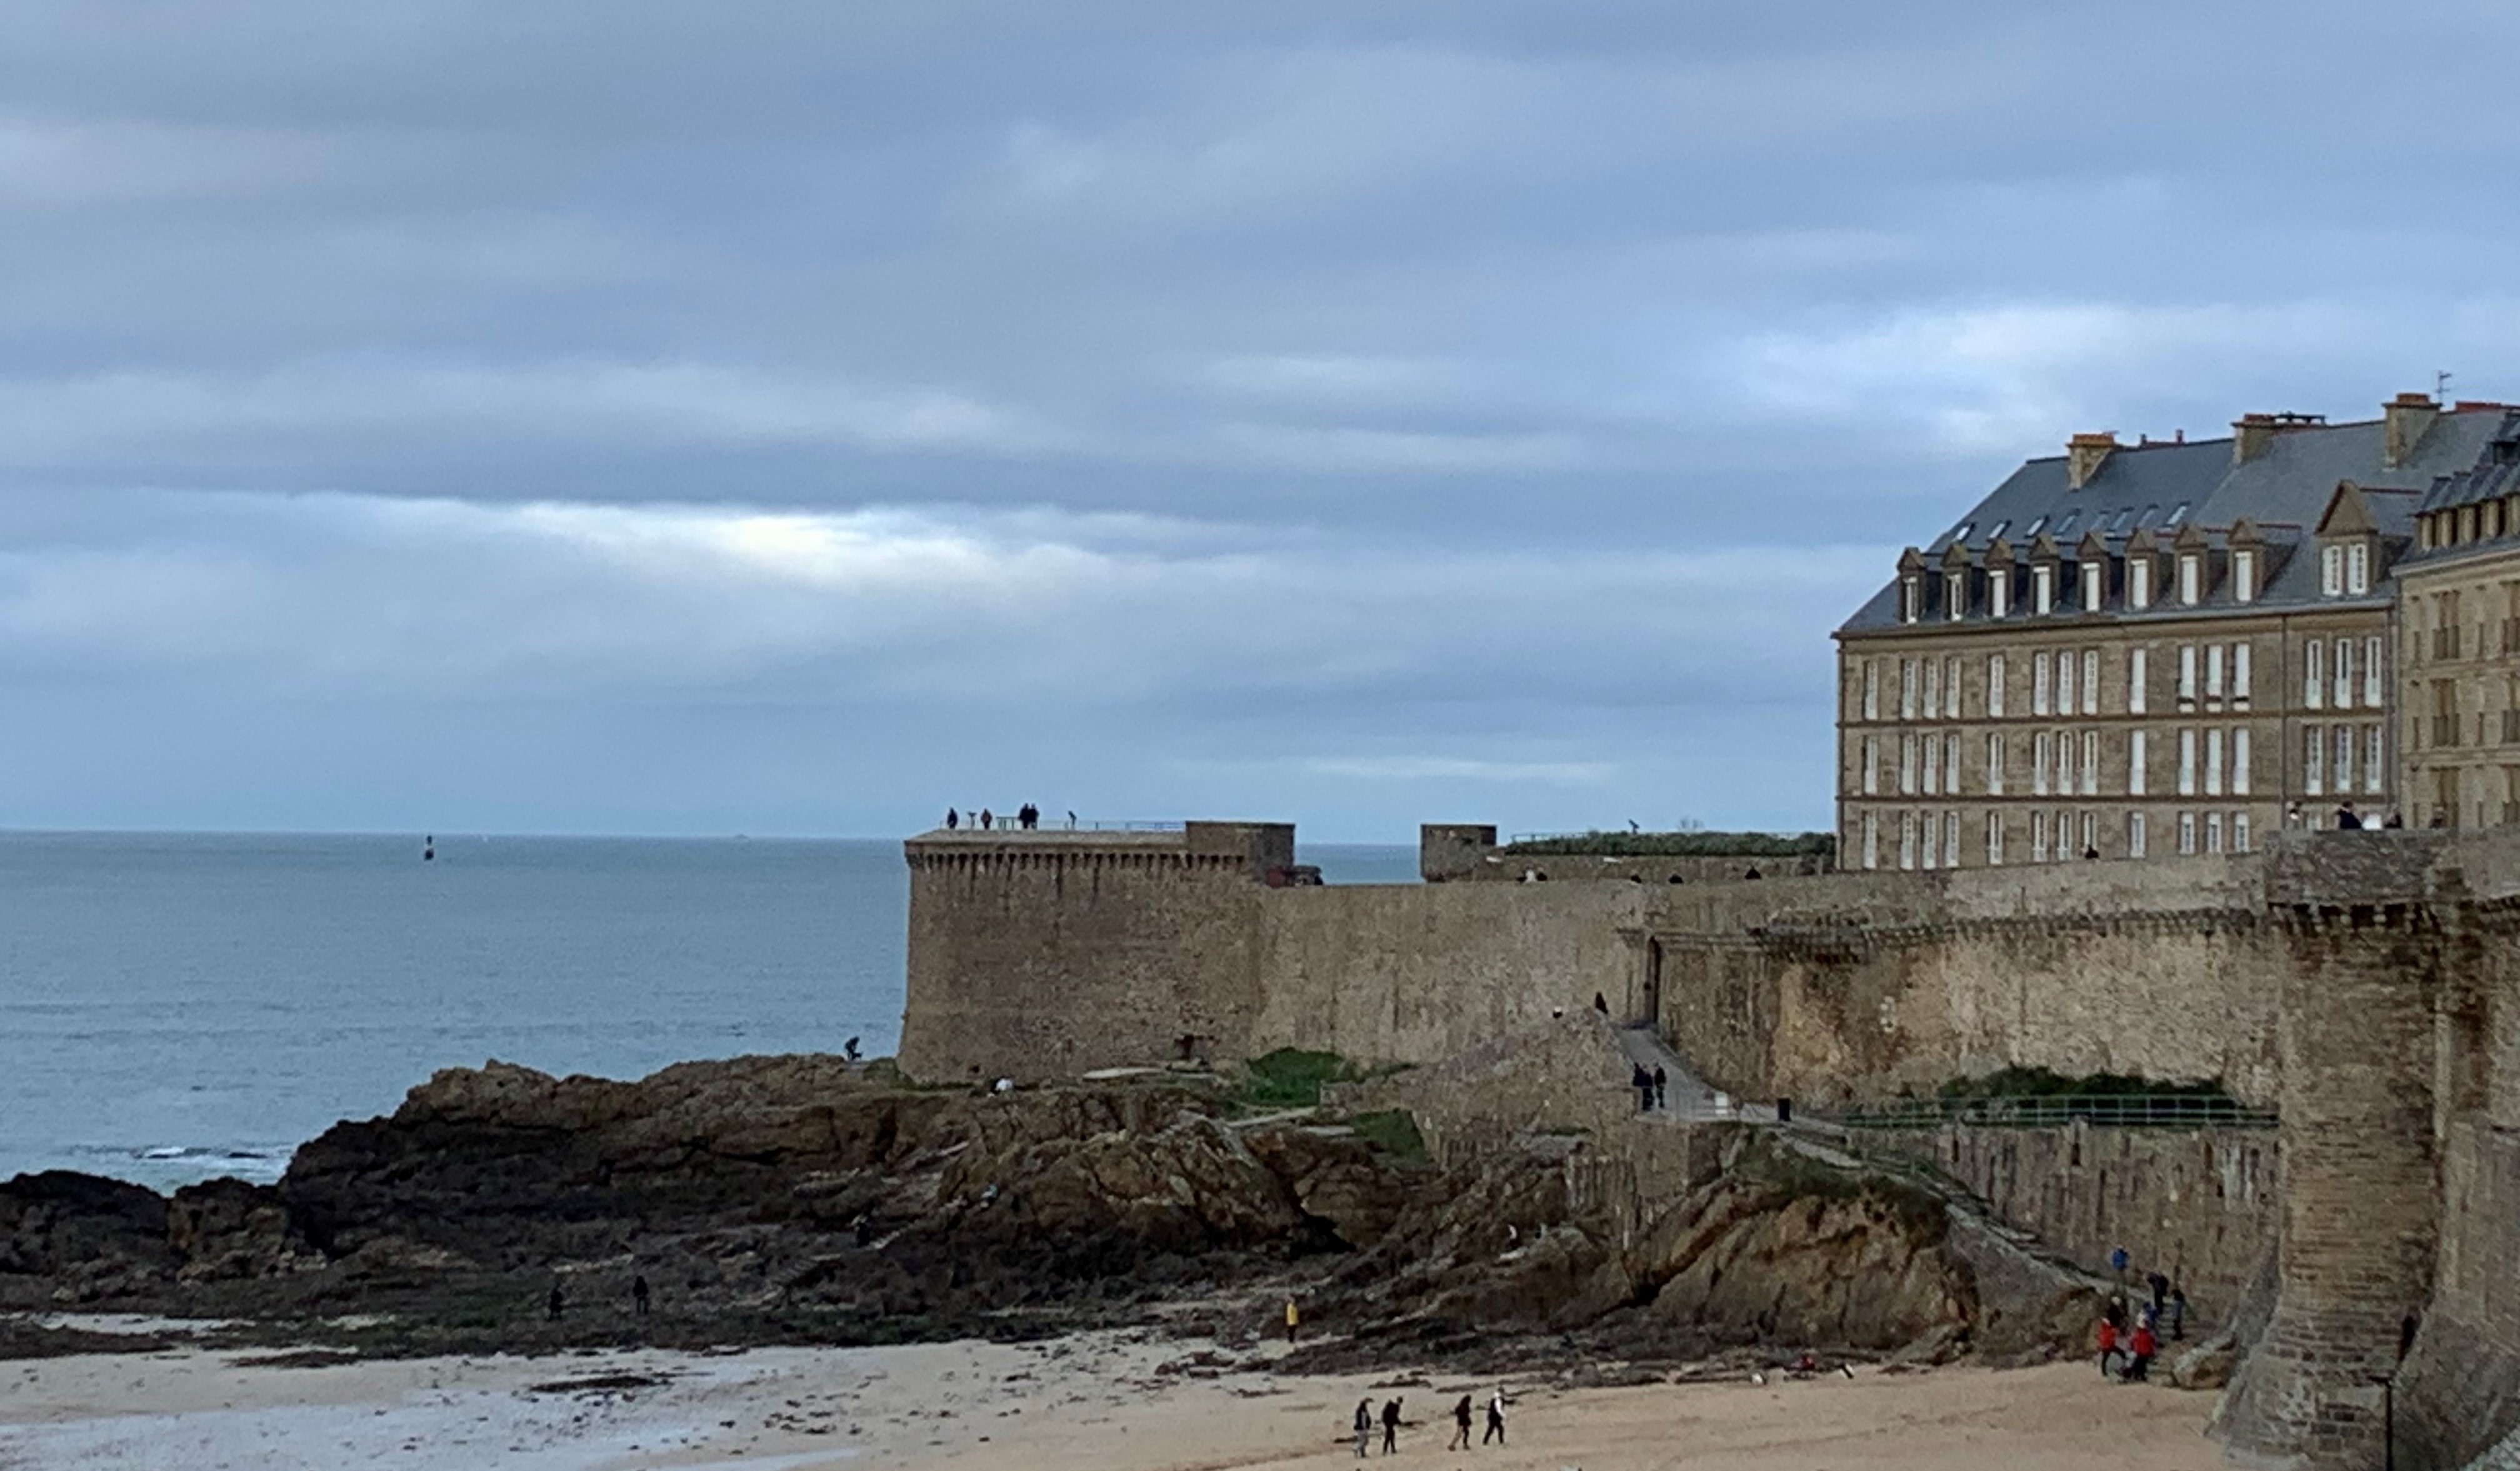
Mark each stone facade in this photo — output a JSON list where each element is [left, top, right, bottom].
[[1839, 397, 2519, 870], [2397, 527, 2520, 830]]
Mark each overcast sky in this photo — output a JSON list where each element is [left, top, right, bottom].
[[4, 2, 2516, 841]]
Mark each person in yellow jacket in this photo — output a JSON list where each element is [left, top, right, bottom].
[[1284, 1298, 1299, 1344]]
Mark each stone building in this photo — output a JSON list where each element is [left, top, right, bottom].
[[1836, 393, 2513, 869], [2396, 409, 2520, 827]]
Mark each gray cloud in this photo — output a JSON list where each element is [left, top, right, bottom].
[[0, 1, 2513, 838]]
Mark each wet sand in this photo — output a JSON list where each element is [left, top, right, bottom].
[[0, 1325, 2227, 1471]]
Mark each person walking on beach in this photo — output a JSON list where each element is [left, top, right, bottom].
[[1482, 1388, 1506, 1445], [2124, 1320, 2157, 1382], [1449, 1394, 1474, 1450], [631, 1274, 650, 1317], [1352, 1400, 1373, 1458], [1283, 1297, 1299, 1344], [1379, 1397, 1401, 1454], [2096, 1315, 2121, 1378]]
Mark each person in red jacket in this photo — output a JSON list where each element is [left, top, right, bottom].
[[2096, 1317, 2122, 1379], [2125, 1322, 2158, 1382]]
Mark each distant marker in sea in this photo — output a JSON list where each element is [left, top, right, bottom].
[[422, 835, 434, 862]]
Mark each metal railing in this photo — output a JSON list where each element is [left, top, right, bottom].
[[1817, 1093, 2276, 1130]]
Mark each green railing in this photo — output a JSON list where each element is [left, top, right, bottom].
[[1819, 1093, 2276, 1130]]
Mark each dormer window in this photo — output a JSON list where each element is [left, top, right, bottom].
[[2081, 561, 2103, 612], [1946, 577, 1966, 621], [2321, 544, 2343, 597], [2233, 549, 2256, 604], [2346, 542, 2369, 594], [2178, 554, 2201, 606], [2129, 558, 2151, 609], [2033, 565, 2054, 615], [1989, 568, 2010, 618], [1900, 575, 1920, 623]]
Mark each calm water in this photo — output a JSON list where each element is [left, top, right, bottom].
[[0, 832, 1414, 1190]]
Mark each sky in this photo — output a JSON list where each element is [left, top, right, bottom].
[[3, 2, 2516, 842]]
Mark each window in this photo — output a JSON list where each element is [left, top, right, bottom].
[[1923, 659, 1941, 721], [2129, 647, 2148, 714], [2056, 649, 2076, 716], [2348, 541, 2370, 594], [1902, 576, 1921, 622], [2206, 729, 2224, 795], [1947, 572, 1966, 621], [2054, 730, 2073, 797], [2081, 731, 2099, 795], [2206, 644, 2225, 701], [2305, 726, 2324, 795], [1899, 733, 1918, 794], [2032, 810, 2050, 863], [1989, 654, 2006, 717], [2178, 729, 2198, 795], [2305, 639, 2324, 709], [2033, 655, 2051, 716], [1921, 811, 1936, 869], [2034, 564, 2054, 615], [1985, 733, 2004, 795], [2166, 502, 2189, 526], [2082, 561, 2103, 612], [1946, 656, 1963, 719], [2233, 728, 2252, 795], [1862, 812, 1879, 869], [1946, 734, 1961, 793], [2233, 812, 2251, 853], [2234, 549, 2256, 604], [2129, 558, 2152, 609], [2129, 729, 2148, 795], [2128, 812, 2148, 859], [1952, 522, 1974, 544], [2082, 649, 2099, 715], [2206, 812, 2225, 854], [2334, 725, 2354, 795], [2179, 644, 2198, 706], [2364, 724, 2384, 795], [1944, 812, 1961, 870], [1861, 736, 1879, 794], [1901, 659, 1918, 718], [2234, 642, 2252, 705], [1862, 660, 1879, 719], [1899, 812, 1916, 870], [2032, 732, 2052, 795], [2079, 810, 2096, 858], [1922, 733, 1941, 795], [1986, 812, 2004, 866], [2334, 637, 2354, 709], [2179, 555, 2201, 605], [1989, 568, 2010, 618], [2321, 544, 2343, 597], [2178, 810, 2198, 854], [2362, 636, 2382, 707]]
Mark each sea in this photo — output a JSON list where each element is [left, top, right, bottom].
[[0, 831, 1418, 1193]]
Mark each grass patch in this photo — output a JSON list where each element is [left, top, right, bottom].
[[1936, 1067, 2234, 1102], [1236, 1049, 1354, 1109], [1501, 830, 1834, 859], [1345, 1109, 1428, 1162]]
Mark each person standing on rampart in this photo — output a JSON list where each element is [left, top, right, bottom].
[[1652, 1064, 1668, 1110], [945, 808, 958, 829], [1631, 1063, 1653, 1112]]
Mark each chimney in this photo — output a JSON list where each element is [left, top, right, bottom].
[[2066, 431, 2117, 489], [2232, 413, 2278, 466], [2384, 391, 2440, 468]]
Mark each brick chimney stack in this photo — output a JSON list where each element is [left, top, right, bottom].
[[2232, 413, 2278, 466], [2382, 391, 2439, 469], [2066, 431, 2118, 489]]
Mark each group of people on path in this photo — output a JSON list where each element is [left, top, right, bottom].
[[1632, 1061, 1669, 1112], [942, 804, 1059, 831], [1354, 1390, 1505, 1455], [2096, 1267, 2188, 1382]]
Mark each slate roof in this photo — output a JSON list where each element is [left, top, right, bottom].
[[1841, 406, 2514, 634], [2404, 409, 2520, 565]]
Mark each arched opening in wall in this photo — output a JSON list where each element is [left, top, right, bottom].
[[1641, 940, 1664, 1030]]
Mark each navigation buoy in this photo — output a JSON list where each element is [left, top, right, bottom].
[[422, 835, 435, 862]]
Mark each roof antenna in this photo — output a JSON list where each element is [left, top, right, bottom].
[[2437, 369, 2453, 402]]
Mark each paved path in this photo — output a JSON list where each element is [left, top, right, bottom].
[[1609, 1024, 1768, 1120]]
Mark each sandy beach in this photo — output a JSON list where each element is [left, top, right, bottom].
[[0, 1322, 2228, 1471]]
